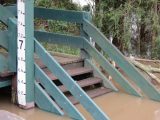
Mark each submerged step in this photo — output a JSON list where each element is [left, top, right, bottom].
[[59, 77, 102, 92], [44, 67, 93, 81], [67, 87, 112, 105]]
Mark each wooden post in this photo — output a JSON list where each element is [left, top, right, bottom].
[[17, 0, 34, 109], [80, 12, 92, 59]]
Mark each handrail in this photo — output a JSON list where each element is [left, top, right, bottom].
[[35, 7, 91, 23], [83, 19, 160, 101], [35, 31, 84, 48], [83, 38, 141, 96], [6, 6, 91, 24], [34, 39, 110, 120]]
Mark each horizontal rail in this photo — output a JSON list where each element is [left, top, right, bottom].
[[35, 7, 90, 23], [0, 79, 11, 88], [0, 31, 8, 50], [0, 4, 15, 25], [6, 6, 91, 23], [34, 39, 110, 120], [83, 39, 141, 96], [35, 31, 84, 48], [83, 19, 160, 101]]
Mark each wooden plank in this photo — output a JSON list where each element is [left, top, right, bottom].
[[0, 4, 15, 25], [35, 64, 85, 120], [0, 79, 11, 88], [45, 67, 93, 81], [6, 6, 91, 23], [35, 7, 89, 23], [83, 39, 141, 97], [5, 6, 16, 16], [8, 18, 17, 72], [84, 59, 118, 91], [0, 31, 8, 50], [35, 39, 111, 120], [35, 55, 83, 70], [0, 54, 9, 73], [35, 82, 64, 115], [83, 19, 160, 101], [24, 0, 35, 105], [59, 77, 102, 92], [35, 31, 84, 49]]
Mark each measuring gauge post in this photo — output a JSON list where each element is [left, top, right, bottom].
[[17, 0, 26, 106]]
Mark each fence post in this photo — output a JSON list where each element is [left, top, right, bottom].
[[80, 12, 92, 59]]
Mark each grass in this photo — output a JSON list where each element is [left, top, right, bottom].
[[42, 42, 80, 55]]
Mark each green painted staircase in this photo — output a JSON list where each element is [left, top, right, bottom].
[[0, 4, 160, 120], [35, 54, 113, 105], [34, 40, 111, 120]]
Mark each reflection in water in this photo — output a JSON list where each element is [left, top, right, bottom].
[[1, 92, 160, 120], [0, 110, 24, 120]]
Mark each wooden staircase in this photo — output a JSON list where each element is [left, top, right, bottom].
[[35, 55, 112, 105]]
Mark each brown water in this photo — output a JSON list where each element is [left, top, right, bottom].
[[1, 92, 160, 120]]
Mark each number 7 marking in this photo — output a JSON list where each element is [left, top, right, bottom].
[[19, 40, 23, 49]]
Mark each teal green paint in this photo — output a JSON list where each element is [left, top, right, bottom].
[[0, 79, 11, 88], [84, 59, 118, 91], [35, 82, 64, 115], [35, 31, 83, 48], [35, 39, 110, 120], [0, 4, 14, 25], [35, 64, 84, 120], [0, 54, 9, 73], [8, 18, 17, 72], [6, 6, 90, 24], [25, 0, 34, 103], [83, 19, 160, 101], [5, 6, 16, 16], [0, 31, 8, 50], [35, 7, 89, 23], [83, 39, 141, 97]]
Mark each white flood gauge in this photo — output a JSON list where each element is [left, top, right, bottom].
[[17, 0, 26, 106]]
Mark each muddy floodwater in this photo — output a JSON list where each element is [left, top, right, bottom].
[[1, 92, 160, 120]]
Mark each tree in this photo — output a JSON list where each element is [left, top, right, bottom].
[[93, 0, 160, 59]]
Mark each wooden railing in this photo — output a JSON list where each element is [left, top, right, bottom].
[[82, 19, 160, 101]]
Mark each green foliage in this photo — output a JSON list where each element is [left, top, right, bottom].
[[94, 0, 160, 59], [0, 22, 7, 30], [35, 0, 80, 10]]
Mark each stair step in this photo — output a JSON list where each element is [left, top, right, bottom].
[[0, 71, 14, 77], [44, 67, 93, 81], [59, 77, 102, 92], [35, 56, 84, 69], [67, 87, 112, 105], [0, 79, 11, 88]]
